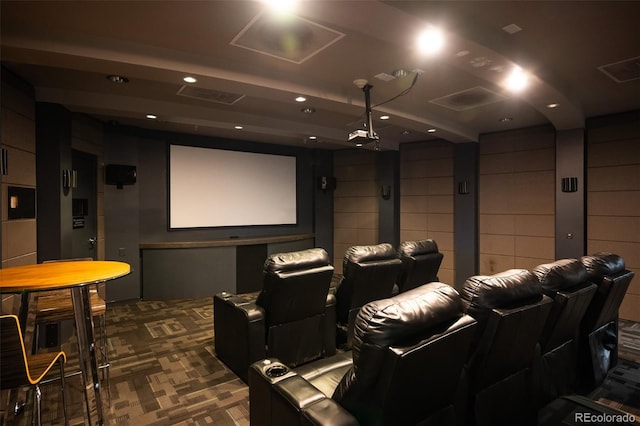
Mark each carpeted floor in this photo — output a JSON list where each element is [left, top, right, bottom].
[[3, 299, 640, 425]]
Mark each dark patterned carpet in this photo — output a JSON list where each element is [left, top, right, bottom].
[[3, 300, 639, 425], [3, 298, 249, 426]]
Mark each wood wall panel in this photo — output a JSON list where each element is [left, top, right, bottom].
[[587, 111, 640, 321], [478, 126, 556, 274], [333, 149, 379, 273], [400, 141, 455, 284]]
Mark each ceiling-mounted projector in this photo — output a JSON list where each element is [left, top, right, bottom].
[[349, 83, 379, 146], [348, 129, 378, 144]]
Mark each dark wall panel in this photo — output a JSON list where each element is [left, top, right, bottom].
[[454, 142, 478, 288], [104, 126, 332, 301], [555, 128, 586, 259]]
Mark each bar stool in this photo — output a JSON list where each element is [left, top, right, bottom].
[[35, 259, 111, 409]]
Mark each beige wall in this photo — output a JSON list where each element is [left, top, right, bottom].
[[1, 75, 37, 268], [478, 126, 556, 274], [333, 149, 379, 274], [399, 141, 455, 285], [587, 113, 640, 322]]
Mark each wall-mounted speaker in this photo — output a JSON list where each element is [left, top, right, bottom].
[[105, 164, 137, 189]]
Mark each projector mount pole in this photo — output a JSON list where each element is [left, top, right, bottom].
[[363, 84, 375, 140]]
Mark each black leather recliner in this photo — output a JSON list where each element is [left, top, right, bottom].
[[531, 258, 597, 404], [214, 248, 336, 383], [459, 269, 553, 426], [334, 243, 402, 348], [249, 283, 478, 426], [578, 252, 635, 391], [396, 239, 443, 293]]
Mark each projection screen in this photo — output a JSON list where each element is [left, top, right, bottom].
[[169, 145, 297, 228]]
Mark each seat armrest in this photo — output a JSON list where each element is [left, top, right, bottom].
[[214, 293, 266, 383], [215, 291, 251, 307], [250, 359, 326, 425], [323, 293, 337, 357], [301, 398, 360, 425], [250, 359, 298, 426], [249, 358, 358, 426]]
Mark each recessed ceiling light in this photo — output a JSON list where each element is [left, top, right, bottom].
[[146, 114, 157, 119], [546, 103, 560, 109], [234, 125, 244, 130], [301, 107, 316, 114], [504, 66, 529, 92], [380, 115, 390, 120], [401, 130, 411, 135], [263, 0, 298, 15], [427, 128, 437, 133], [416, 27, 445, 55], [295, 96, 307, 102], [107, 75, 129, 84], [183, 76, 197, 84], [499, 117, 514, 122], [355, 142, 363, 147]]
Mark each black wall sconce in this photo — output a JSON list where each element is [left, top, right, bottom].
[[62, 169, 71, 192], [561, 177, 578, 193], [62, 169, 78, 191], [458, 181, 470, 195], [381, 185, 391, 200], [1, 147, 8, 176], [317, 176, 336, 191]]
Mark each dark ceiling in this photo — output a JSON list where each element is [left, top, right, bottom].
[[1, 1, 639, 150]]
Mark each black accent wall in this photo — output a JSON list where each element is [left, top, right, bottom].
[[454, 142, 478, 289], [104, 125, 334, 300], [36, 102, 73, 262]]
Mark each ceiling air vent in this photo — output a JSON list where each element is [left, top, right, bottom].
[[176, 85, 245, 105], [231, 11, 345, 64], [598, 56, 640, 83], [429, 86, 506, 111]]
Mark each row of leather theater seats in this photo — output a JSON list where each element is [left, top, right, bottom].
[[213, 239, 443, 381], [213, 247, 633, 425]]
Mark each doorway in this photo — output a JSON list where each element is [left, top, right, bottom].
[[71, 150, 97, 260]]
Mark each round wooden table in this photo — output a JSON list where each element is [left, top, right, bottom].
[[0, 260, 130, 425]]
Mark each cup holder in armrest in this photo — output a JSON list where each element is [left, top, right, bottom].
[[266, 364, 289, 378], [250, 359, 295, 385]]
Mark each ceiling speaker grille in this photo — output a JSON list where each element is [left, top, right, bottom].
[[429, 86, 506, 111], [176, 85, 245, 105], [598, 56, 640, 83]]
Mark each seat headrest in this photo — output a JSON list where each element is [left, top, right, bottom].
[[344, 243, 397, 265], [580, 252, 626, 282], [353, 283, 462, 353], [264, 248, 331, 274], [398, 239, 439, 257], [532, 258, 588, 293], [460, 269, 543, 321]]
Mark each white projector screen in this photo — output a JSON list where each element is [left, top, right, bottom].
[[169, 145, 297, 228]]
